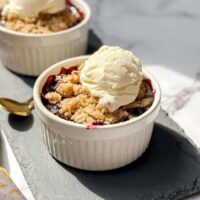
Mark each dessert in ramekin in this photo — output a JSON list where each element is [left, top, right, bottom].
[[33, 46, 161, 171], [0, 0, 91, 76], [41, 64, 154, 125], [1, 0, 83, 34]]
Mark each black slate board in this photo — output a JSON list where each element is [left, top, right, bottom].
[[1, 112, 200, 200], [0, 31, 200, 200], [60, 124, 200, 200]]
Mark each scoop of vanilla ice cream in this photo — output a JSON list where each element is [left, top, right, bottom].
[[80, 46, 143, 112], [2, 0, 66, 17]]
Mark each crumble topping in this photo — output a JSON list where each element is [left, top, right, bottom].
[[42, 65, 154, 125], [0, 9, 80, 34]]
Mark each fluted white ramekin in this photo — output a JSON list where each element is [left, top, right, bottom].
[[0, 0, 91, 76], [33, 56, 161, 171]]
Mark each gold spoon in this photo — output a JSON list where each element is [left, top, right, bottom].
[[0, 97, 34, 117]]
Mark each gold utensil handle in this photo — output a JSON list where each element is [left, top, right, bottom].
[[27, 97, 34, 111]]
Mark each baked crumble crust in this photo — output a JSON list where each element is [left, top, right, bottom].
[[0, 9, 79, 34]]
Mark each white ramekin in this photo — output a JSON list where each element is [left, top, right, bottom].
[[33, 56, 161, 171], [0, 0, 91, 76]]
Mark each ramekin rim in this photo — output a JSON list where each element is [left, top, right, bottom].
[[33, 55, 161, 130], [0, 0, 91, 38]]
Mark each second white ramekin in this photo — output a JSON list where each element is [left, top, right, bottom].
[[0, 0, 91, 76], [33, 56, 161, 171]]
